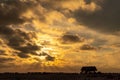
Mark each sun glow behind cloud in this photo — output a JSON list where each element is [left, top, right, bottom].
[[0, 0, 120, 73]]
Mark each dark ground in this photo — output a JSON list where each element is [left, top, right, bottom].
[[0, 72, 120, 80]]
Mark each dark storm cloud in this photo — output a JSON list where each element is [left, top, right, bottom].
[[84, 0, 92, 4], [112, 43, 120, 48], [61, 34, 84, 44], [80, 44, 96, 50], [39, 52, 55, 61], [8, 29, 37, 47], [15, 44, 41, 58], [0, 0, 32, 25], [0, 0, 45, 25], [8, 32, 40, 58], [0, 50, 6, 55], [0, 0, 48, 26], [0, 25, 40, 58], [0, 0, 45, 58], [17, 44, 40, 53], [16, 52, 30, 58], [74, 0, 120, 33], [38, 0, 60, 9], [45, 55, 55, 61], [0, 25, 14, 35], [0, 57, 15, 63]]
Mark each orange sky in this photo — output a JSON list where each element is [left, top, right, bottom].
[[0, 0, 120, 73]]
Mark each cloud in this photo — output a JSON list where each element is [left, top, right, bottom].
[[0, 57, 15, 63], [39, 52, 55, 61], [45, 55, 55, 61], [0, 25, 41, 58], [16, 52, 30, 58], [0, 25, 15, 35], [0, 50, 6, 55], [9, 37, 41, 58], [73, 0, 120, 34], [80, 44, 97, 50], [114, 43, 120, 47], [61, 33, 84, 44], [0, 0, 119, 73], [0, 0, 27, 25], [0, 0, 45, 25], [18, 44, 40, 53]]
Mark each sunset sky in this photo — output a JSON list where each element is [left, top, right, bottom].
[[0, 0, 120, 73]]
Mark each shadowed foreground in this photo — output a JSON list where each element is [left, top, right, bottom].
[[0, 72, 120, 80]]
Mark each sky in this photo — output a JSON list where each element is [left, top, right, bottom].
[[0, 0, 120, 73]]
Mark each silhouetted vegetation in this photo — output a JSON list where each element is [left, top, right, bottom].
[[0, 66, 120, 80], [0, 72, 120, 80]]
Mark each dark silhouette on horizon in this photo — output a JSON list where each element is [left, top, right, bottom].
[[0, 66, 120, 80], [80, 66, 97, 74]]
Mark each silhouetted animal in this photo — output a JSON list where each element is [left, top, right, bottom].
[[81, 66, 97, 74]]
